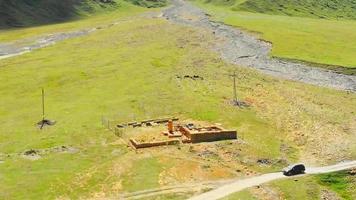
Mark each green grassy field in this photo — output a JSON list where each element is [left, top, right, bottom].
[[231, 0, 356, 20], [0, 2, 356, 199], [194, 0, 356, 74]]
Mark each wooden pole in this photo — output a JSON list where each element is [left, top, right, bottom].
[[233, 71, 237, 104], [42, 88, 45, 121]]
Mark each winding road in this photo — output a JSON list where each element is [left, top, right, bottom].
[[120, 161, 356, 200], [188, 161, 356, 200]]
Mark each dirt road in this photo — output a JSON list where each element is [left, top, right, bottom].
[[119, 161, 356, 199], [0, 29, 92, 60], [163, 0, 356, 92], [188, 160, 356, 200], [0, 16, 141, 60]]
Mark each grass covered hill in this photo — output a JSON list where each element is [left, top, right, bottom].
[[0, 0, 118, 28], [205, 0, 356, 20], [195, 0, 356, 71], [0, 0, 166, 28]]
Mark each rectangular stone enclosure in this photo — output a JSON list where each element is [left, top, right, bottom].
[[179, 126, 237, 143]]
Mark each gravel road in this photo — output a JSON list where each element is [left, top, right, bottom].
[[188, 160, 356, 200], [0, 30, 92, 60], [163, 0, 356, 92], [0, 19, 131, 60]]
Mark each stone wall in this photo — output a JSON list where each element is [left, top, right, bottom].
[[190, 130, 237, 143], [130, 139, 180, 149]]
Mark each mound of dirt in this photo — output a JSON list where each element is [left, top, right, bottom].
[[22, 149, 41, 160], [21, 145, 79, 160]]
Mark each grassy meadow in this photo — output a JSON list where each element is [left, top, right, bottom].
[[194, 0, 356, 74], [0, 1, 355, 199]]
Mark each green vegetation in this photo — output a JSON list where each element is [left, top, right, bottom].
[[122, 157, 163, 191], [0, 0, 167, 29], [271, 176, 320, 200], [317, 171, 356, 200], [0, 0, 119, 28], [231, 0, 356, 20], [126, 0, 167, 8], [222, 190, 257, 200], [0, 2, 355, 199], [228, 176, 318, 199], [228, 171, 356, 200], [0, 1, 145, 42], [194, 0, 356, 73]]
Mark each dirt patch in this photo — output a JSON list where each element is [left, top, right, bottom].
[[158, 159, 234, 185], [250, 185, 282, 200], [176, 75, 204, 80], [21, 145, 79, 160], [22, 149, 41, 160], [320, 189, 341, 200], [37, 119, 56, 129]]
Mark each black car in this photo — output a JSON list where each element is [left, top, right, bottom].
[[283, 164, 306, 176]]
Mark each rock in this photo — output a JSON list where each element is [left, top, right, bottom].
[[257, 159, 271, 165]]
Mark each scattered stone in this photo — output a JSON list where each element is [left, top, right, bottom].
[[197, 150, 218, 159], [21, 145, 78, 160], [257, 159, 271, 165], [52, 145, 78, 154], [348, 168, 356, 175], [176, 75, 204, 80], [186, 123, 195, 129]]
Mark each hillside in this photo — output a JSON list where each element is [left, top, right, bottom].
[[0, 0, 355, 199], [0, 0, 166, 28], [0, 0, 117, 28], [204, 0, 356, 20], [195, 0, 356, 71]]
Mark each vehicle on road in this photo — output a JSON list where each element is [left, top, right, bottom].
[[283, 164, 306, 176]]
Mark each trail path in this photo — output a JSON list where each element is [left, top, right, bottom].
[[0, 29, 92, 60], [0, 15, 144, 60], [163, 0, 356, 92]]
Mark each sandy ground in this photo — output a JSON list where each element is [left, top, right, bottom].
[[162, 0, 356, 92]]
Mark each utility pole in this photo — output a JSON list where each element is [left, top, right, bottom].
[[39, 88, 45, 129], [42, 88, 45, 122], [233, 71, 238, 105], [231, 71, 240, 106], [37, 88, 55, 129]]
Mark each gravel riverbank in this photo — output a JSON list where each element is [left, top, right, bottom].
[[163, 0, 356, 92]]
